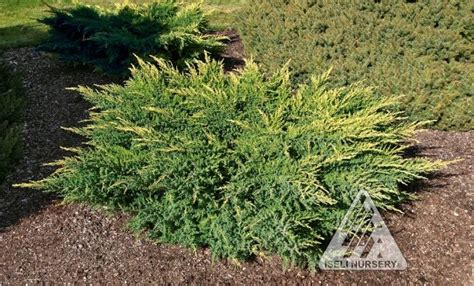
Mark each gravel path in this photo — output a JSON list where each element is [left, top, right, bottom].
[[0, 46, 472, 284]]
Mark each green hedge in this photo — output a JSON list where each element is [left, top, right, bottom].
[[0, 63, 25, 182], [21, 57, 443, 268], [38, 1, 225, 76], [238, 0, 473, 130]]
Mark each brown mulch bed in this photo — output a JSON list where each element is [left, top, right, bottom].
[[212, 29, 245, 72], [0, 32, 472, 284]]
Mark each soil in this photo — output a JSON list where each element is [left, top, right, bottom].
[[213, 29, 245, 72], [0, 31, 472, 284]]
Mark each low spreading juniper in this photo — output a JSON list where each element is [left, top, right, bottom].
[[38, 0, 226, 76], [20, 57, 444, 269]]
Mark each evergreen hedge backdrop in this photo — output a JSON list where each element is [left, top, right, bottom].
[[238, 0, 473, 130]]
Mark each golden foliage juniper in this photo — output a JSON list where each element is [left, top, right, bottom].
[[238, 0, 473, 130], [20, 57, 444, 269]]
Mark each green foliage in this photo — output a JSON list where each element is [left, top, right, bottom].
[[238, 0, 474, 130], [21, 57, 443, 269], [38, 0, 226, 75], [0, 0, 246, 50], [0, 63, 25, 182]]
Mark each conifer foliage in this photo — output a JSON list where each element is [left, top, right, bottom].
[[0, 63, 25, 182], [238, 0, 473, 130], [38, 1, 225, 75], [21, 57, 444, 268]]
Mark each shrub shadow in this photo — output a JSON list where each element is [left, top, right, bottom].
[[0, 48, 114, 233], [0, 24, 47, 50], [210, 29, 245, 72]]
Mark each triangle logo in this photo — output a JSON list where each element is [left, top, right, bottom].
[[319, 190, 407, 270]]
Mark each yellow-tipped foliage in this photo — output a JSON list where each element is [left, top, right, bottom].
[[21, 57, 444, 269]]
